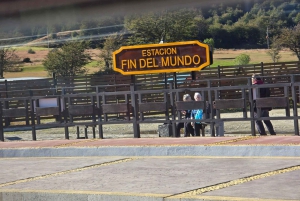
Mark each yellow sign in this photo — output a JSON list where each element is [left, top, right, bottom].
[[113, 41, 211, 75]]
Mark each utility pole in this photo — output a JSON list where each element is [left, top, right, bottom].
[[47, 27, 50, 50], [159, 37, 164, 44], [266, 26, 269, 49], [0, 53, 3, 78]]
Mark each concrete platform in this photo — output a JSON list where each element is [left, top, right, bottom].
[[1, 136, 300, 201], [1, 136, 300, 157], [0, 156, 300, 201], [1, 136, 300, 149]]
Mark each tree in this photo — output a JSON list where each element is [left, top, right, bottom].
[[0, 47, 20, 78], [267, 36, 282, 62], [125, 9, 199, 44], [277, 23, 300, 60], [99, 33, 124, 70], [207, 23, 231, 48], [234, 54, 251, 65], [203, 38, 215, 53], [229, 24, 261, 48], [194, 15, 209, 40], [295, 13, 300, 24], [43, 41, 91, 77]]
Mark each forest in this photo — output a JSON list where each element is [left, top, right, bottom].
[[0, 0, 300, 49]]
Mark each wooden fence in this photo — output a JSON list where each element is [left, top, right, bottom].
[[1, 74, 300, 141], [0, 61, 300, 103]]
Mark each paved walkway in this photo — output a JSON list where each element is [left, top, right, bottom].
[[1, 136, 300, 201], [2, 135, 300, 148]]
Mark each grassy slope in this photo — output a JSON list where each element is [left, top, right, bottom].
[[3, 47, 299, 78], [211, 49, 298, 67]]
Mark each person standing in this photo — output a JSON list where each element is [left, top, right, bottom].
[[191, 92, 203, 136], [252, 74, 276, 135], [176, 94, 194, 137]]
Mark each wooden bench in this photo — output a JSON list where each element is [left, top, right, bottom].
[[175, 100, 207, 137], [0, 107, 30, 141], [67, 104, 97, 139], [255, 97, 289, 116], [139, 101, 171, 136], [214, 98, 246, 136]]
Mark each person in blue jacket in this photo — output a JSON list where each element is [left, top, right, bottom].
[[176, 94, 194, 137], [191, 92, 203, 136]]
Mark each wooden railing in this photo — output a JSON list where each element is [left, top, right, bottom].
[[1, 74, 300, 141], [1, 61, 300, 106]]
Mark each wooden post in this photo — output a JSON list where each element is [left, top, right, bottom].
[[291, 75, 299, 136], [191, 71, 196, 80], [215, 90, 220, 120], [207, 80, 215, 137], [169, 82, 177, 137], [217, 65, 221, 99], [284, 86, 290, 117], [25, 98, 30, 126], [164, 73, 168, 89], [36, 99, 41, 124], [0, 94, 4, 142], [130, 83, 140, 138], [57, 96, 62, 122], [62, 88, 69, 140], [4, 80, 9, 126], [173, 72, 177, 89], [164, 90, 169, 122], [102, 93, 107, 122], [29, 90, 36, 141], [96, 86, 103, 139], [91, 95, 96, 139], [242, 89, 247, 119], [248, 78, 256, 136], [131, 75, 135, 86], [52, 72, 57, 94], [260, 62, 264, 76], [76, 126, 80, 139]]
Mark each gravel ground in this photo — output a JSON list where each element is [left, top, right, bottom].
[[2, 109, 298, 141]]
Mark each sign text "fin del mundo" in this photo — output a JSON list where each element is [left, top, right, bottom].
[[113, 41, 211, 75]]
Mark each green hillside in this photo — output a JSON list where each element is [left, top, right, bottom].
[[0, 0, 300, 49]]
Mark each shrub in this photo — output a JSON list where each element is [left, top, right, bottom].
[[72, 32, 79, 38], [6, 67, 22, 72], [50, 48, 58, 52], [93, 68, 116, 75], [203, 38, 215, 53], [267, 49, 281, 62], [27, 48, 35, 54], [49, 33, 57, 39], [22, 57, 31, 63], [234, 54, 251, 65], [43, 41, 90, 77]]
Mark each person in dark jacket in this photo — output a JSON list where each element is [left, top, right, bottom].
[[176, 94, 194, 137], [252, 74, 276, 135]]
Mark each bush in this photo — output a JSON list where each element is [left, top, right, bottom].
[[93, 68, 116, 75], [50, 48, 59, 52], [27, 48, 35, 54], [43, 41, 90, 77], [234, 54, 251, 65], [6, 67, 22, 72], [203, 38, 215, 53], [72, 32, 79, 38], [22, 57, 31, 63], [49, 33, 57, 39]]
